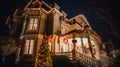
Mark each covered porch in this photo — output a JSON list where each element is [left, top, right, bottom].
[[48, 29, 102, 60]]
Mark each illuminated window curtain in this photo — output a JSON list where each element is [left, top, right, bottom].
[[24, 40, 30, 54], [29, 40, 34, 54], [83, 38, 88, 46], [28, 18, 38, 31], [28, 19, 34, 30], [24, 40, 34, 54], [33, 18, 38, 30]]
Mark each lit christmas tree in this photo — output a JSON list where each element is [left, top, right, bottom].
[[36, 35, 53, 67]]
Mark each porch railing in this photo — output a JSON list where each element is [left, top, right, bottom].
[[76, 51, 101, 67], [51, 51, 101, 67]]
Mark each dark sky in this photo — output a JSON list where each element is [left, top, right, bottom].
[[0, 0, 120, 44]]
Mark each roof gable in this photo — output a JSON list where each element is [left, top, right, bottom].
[[24, 0, 52, 11]]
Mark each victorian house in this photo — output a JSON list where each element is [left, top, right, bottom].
[[6, 0, 102, 67]]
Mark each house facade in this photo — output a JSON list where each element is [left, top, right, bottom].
[[6, 0, 102, 66]]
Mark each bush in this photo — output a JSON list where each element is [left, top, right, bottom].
[[51, 55, 71, 67]]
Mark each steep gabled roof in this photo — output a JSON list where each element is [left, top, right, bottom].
[[67, 14, 91, 29], [24, 0, 52, 11]]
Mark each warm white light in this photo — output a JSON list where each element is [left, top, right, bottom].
[[68, 38, 73, 44], [24, 40, 29, 54], [82, 38, 88, 45], [75, 38, 81, 46], [33, 18, 38, 30], [24, 40, 34, 54], [28, 18, 38, 31], [29, 40, 34, 54]]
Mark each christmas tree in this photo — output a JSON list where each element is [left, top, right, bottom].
[[36, 35, 53, 67]]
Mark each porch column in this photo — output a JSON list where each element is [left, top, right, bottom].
[[87, 33, 95, 58], [72, 35, 77, 61], [51, 36, 55, 54], [58, 36, 60, 53], [54, 37, 56, 54], [81, 37, 84, 53]]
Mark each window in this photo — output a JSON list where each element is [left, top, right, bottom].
[[60, 16, 66, 22], [61, 22, 66, 34], [27, 18, 38, 31], [82, 38, 89, 48], [24, 40, 34, 54]]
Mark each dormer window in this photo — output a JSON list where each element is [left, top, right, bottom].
[[27, 18, 38, 31]]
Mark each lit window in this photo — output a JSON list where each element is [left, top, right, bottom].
[[24, 40, 34, 54], [83, 38, 88, 47], [24, 40, 29, 54], [29, 40, 34, 54], [28, 18, 38, 31], [61, 23, 66, 34], [75, 38, 81, 46]]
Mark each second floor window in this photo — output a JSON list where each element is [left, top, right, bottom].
[[24, 40, 34, 54], [28, 18, 38, 31]]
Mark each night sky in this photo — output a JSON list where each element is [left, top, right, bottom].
[[0, 0, 120, 45]]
